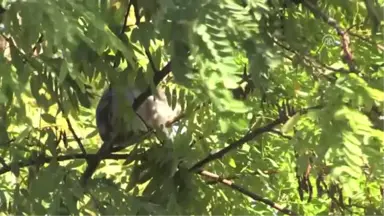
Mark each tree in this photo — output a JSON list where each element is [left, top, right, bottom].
[[0, 0, 382, 215]]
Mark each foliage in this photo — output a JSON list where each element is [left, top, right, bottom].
[[0, 0, 383, 215]]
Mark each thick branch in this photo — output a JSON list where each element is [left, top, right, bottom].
[[0, 153, 136, 175]]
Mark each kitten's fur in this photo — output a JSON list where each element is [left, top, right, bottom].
[[96, 87, 181, 144]]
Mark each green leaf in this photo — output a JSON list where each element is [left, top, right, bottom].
[[281, 113, 301, 134], [228, 158, 237, 168], [41, 113, 56, 124], [219, 119, 229, 133], [0, 92, 8, 104], [86, 129, 99, 139]]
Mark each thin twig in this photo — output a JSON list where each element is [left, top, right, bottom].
[[198, 169, 298, 215], [30, 34, 44, 56], [131, 0, 141, 26], [57, 100, 87, 155], [120, 1, 132, 36], [64, 118, 87, 155], [112, 0, 133, 69], [269, 129, 292, 139]]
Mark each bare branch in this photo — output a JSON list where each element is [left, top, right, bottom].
[[199, 169, 298, 215], [64, 117, 87, 155], [120, 1, 132, 36], [30, 34, 44, 57], [269, 129, 292, 139], [57, 101, 87, 156]]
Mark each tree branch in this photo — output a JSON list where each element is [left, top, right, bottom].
[[189, 118, 283, 172], [189, 104, 323, 172], [198, 169, 298, 215], [64, 117, 87, 155], [131, 0, 141, 26], [301, 0, 355, 71], [30, 34, 44, 57], [120, 0, 132, 36], [269, 129, 292, 139], [56, 87, 87, 156], [0, 152, 136, 175]]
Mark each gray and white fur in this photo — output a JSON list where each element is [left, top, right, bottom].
[[95, 86, 182, 148]]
